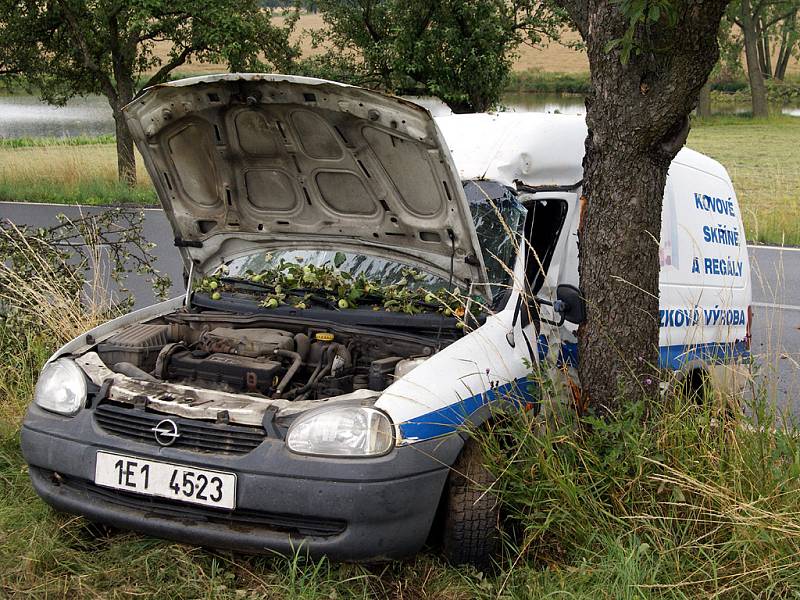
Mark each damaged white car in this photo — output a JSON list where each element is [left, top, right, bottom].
[[22, 74, 751, 568]]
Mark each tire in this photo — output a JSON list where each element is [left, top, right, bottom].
[[441, 439, 500, 571], [682, 368, 708, 405]]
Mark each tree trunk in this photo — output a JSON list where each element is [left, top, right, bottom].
[[697, 80, 713, 118], [755, 17, 771, 79], [112, 106, 137, 186], [774, 16, 797, 80], [553, 2, 727, 414], [741, 0, 770, 117]]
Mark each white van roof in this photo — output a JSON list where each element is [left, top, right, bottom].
[[434, 112, 731, 188]]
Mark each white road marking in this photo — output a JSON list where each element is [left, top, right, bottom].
[[0, 201, 162, 211], [752, 301, 800, 312], [748, 244, 800, 253]]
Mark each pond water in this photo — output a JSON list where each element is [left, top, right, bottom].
[[1, 91, 798, 139], [0, 94, 114, 138]]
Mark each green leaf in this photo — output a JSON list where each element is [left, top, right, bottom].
[[604, 38, 621, 54], [333, 251, 346, 268]]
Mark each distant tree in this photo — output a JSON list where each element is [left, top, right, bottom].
[[552, 1, 730, 412], [304, 0, 568, 112], [0, 1, 300, 185], [727, 0, 800, 116], [697, 17, 740, 118], [772, 8, 799, 80]]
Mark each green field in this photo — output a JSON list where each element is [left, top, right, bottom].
[[0, 140, 156, 206], [2, 114, 797, 246], [687, 115, 800, 246]]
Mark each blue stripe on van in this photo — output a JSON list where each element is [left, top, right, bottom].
[[546, 339, 749, 370], [399, 339, 749, 443], [658, 339, 749, 369], [398, 378, 537, 442]]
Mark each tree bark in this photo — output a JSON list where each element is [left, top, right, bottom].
[[112, 104, 136, 186], [553, 1, 728, 413], [741, 0, 770, 117], [755, 16, 771, 79], [697, 80, 713, 118]]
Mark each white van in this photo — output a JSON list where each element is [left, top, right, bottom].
[[21, 74, 751, 569]]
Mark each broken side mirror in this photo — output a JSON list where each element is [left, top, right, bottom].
[[555, 284, 586, 325], [530, 283, 586, 327]]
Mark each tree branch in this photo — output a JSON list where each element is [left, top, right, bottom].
[[56, 0, 118, 104], [763, 7, 798, 28], [551, 0, 588, 36], [360, 0, 383, 43], [142, 45, 194, 89]]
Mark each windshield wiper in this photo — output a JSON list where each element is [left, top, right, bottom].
[[219, 277, 340, 309], [219, 276, 275, 291]]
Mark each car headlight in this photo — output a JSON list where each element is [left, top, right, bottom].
[[286, 405, 394, 457], [34, 358, 87, 416]]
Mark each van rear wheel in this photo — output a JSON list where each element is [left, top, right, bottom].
[[441, 439, 500, 571]]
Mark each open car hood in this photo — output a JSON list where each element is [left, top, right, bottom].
[[124, 74, 489, 294]]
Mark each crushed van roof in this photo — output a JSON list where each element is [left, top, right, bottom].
[[434, 112, 732, 188]]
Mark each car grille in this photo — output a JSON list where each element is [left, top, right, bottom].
[[46, 470, 346, 538], [94, 402, 266, 455]]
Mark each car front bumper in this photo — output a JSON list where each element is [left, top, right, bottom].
[[21, 404, 462, 561]]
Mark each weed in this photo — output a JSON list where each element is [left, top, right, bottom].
[[474, 364, 800, 598]]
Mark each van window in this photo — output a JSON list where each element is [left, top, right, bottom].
[[464, 180, 527, 299], [523, 198, 569, 295]]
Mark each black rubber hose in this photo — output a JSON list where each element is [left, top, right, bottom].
[[295, 362, 332, 401], [273, 349, 302, 397], [294, 333, 311, 361], [285, 345, 335, 400]]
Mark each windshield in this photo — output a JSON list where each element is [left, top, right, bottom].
[[198, 249, 478, 319], [226, 249, 449, 290], [464, 180, 527, 298]]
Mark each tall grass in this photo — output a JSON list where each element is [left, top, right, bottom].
[[0, 221, 124, 433], [475, 365, 800, 598], [0, 143, 157, 205], [0, 134, 116, 149], [505, 70, 591, 93]]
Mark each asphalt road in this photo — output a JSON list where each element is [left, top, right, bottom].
[[2, 201, 798, 412]]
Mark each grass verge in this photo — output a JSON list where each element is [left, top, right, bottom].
[[477, 363, 800, 598], [0, 143, 157, 206], [0, 135, 116, 149]]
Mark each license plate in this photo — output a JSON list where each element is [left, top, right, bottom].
[[94, 452, 236, 509]]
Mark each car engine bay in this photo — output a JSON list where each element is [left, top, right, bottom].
[[91, 314, 436, 412]]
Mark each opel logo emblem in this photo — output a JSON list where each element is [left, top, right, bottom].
[[151, 419, 180, 446]]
